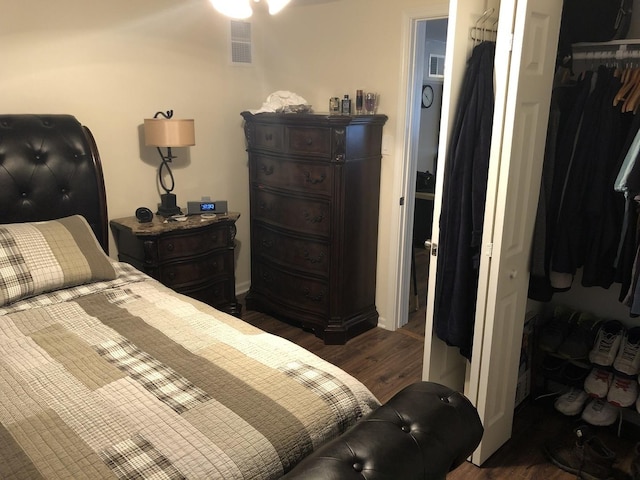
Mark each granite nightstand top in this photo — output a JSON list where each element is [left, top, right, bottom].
[[110, 212, 240, 236]]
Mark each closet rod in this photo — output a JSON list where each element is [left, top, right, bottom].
[[572, 41, 640, 62]]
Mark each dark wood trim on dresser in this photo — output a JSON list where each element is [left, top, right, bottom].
[[241, 112, 388, 344], [110, 213, 242, 317]]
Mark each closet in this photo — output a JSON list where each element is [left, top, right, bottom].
[[421, 0, 640, 466]]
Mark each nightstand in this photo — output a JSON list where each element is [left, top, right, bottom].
[[110, 213, 241, 317]]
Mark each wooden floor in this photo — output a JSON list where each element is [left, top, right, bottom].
[[239, 247, 638, 479]]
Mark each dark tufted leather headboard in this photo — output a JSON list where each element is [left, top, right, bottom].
[[0, 114, 108, 253]]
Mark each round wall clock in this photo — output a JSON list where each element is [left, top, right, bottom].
[[422, 84, 434, 108]]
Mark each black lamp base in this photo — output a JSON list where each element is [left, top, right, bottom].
[[157, 193, 182, 216]]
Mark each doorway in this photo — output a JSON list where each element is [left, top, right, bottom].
[[404, 17, 448, 336]]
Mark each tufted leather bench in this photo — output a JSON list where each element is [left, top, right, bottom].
[[283, 382, 483, 480], [0, 114, 108, 252]]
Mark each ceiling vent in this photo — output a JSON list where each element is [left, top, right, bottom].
[[230, 20, 252, 65]]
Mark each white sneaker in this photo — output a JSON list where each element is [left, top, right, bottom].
[[554, 388, 589, 416], [613, 327, 640, 376], [581, 398, 619, 426], [607, 375, 639, 408], [584, 367, 613, 398], [589, 320, 625, 367]]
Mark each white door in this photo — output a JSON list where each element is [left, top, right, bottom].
[[422, 0, 562, 465]]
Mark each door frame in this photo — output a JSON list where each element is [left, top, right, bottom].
[[390, 3, 449, 331]]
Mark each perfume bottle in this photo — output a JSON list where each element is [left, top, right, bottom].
[[329, 97, 340, 115], [341, 95, 351, 115], [356, 90, 363, 115]]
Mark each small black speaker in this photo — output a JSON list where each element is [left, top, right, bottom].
[[135, 207, 153, 223]]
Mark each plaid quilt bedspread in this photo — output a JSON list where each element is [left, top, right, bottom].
[[0, 263, 380, 479]]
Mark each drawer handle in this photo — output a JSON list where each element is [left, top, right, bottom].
[[303, 172, 326, 185], [335, 154, 345, 163], [265, 133, 273, 141], [260, 164, 274, 175], [166, 243, 175, 252], [258, 201, 273, 212], [167, 271, 176, 281], [210, 233, 218, 242], [303, 210, 324, 224], [302, 287, 325, 303], [261, 271, 275, 283], [261, 239, 274, 249], [306, 137, 313, 146], [303, 250, 325, 264]]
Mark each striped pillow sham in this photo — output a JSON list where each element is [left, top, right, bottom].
[[0, 215, 116, 306]]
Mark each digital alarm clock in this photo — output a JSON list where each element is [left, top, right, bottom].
[[187, 200, 228, 216]]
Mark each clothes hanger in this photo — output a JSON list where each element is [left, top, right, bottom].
[[620, 68, 640, 112], [614, 67, 640, 107]]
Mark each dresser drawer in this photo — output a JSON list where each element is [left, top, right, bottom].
[[287, 126, 331, 157], [252, 262, 328, 315], [158, 251, 231, 288], [155, 227, 229, 261], [251, 188, 331, 237], [253, 123, 284, 151], [251, 154, 333, 195], [252, 223, 329, 275]]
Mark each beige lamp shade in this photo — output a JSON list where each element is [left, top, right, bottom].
[[144, 118, 195, 147]]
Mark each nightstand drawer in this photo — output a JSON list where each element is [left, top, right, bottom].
[[179, 278, 234, 307], [287, 126, 331, 157], [251, 188, 330, 237], [156, 227, 229, 261], [253, 124, 284, 151], [158, 251, 231, 288], [252, 223, 329, 275], [251, 154, 333, 195]]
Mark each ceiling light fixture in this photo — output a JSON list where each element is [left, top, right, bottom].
[[209, 0, 291, 19]]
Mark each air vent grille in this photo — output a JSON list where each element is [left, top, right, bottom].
[[230, 20, 252, 64]]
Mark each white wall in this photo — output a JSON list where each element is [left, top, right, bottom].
[[2, 0, 441, 329], [2, 0, 270, 294]]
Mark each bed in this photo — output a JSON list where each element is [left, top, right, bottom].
[[0, 114, 482, 479]]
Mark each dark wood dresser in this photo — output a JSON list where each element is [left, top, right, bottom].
[[241, 112, 387, 344], [110, 213, 241, 316]]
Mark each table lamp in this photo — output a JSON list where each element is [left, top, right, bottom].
[[143, 110, 195, 216]]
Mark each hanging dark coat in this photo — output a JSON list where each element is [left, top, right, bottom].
[[434, 41, 495, 360]]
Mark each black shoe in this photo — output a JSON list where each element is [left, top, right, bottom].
[[557, 312, 602, 363], [544, 425, 616, 480], [539, 308, 579, 353]]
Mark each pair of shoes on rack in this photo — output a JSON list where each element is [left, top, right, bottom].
[[540, 308, 602, 365], [589, 320, 626, 367], [544, 425, 616, 480], [613, 326, 640, 376], [584, 367, 638, 408], [542, 354, 591, 387], [555, 388, 589, 416], [553, 388, 619, 425], [581, 398, 619, 426], [539, 307, 580, 353]]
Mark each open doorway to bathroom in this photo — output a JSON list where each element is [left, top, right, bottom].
[[405, 17, 448, 337]]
